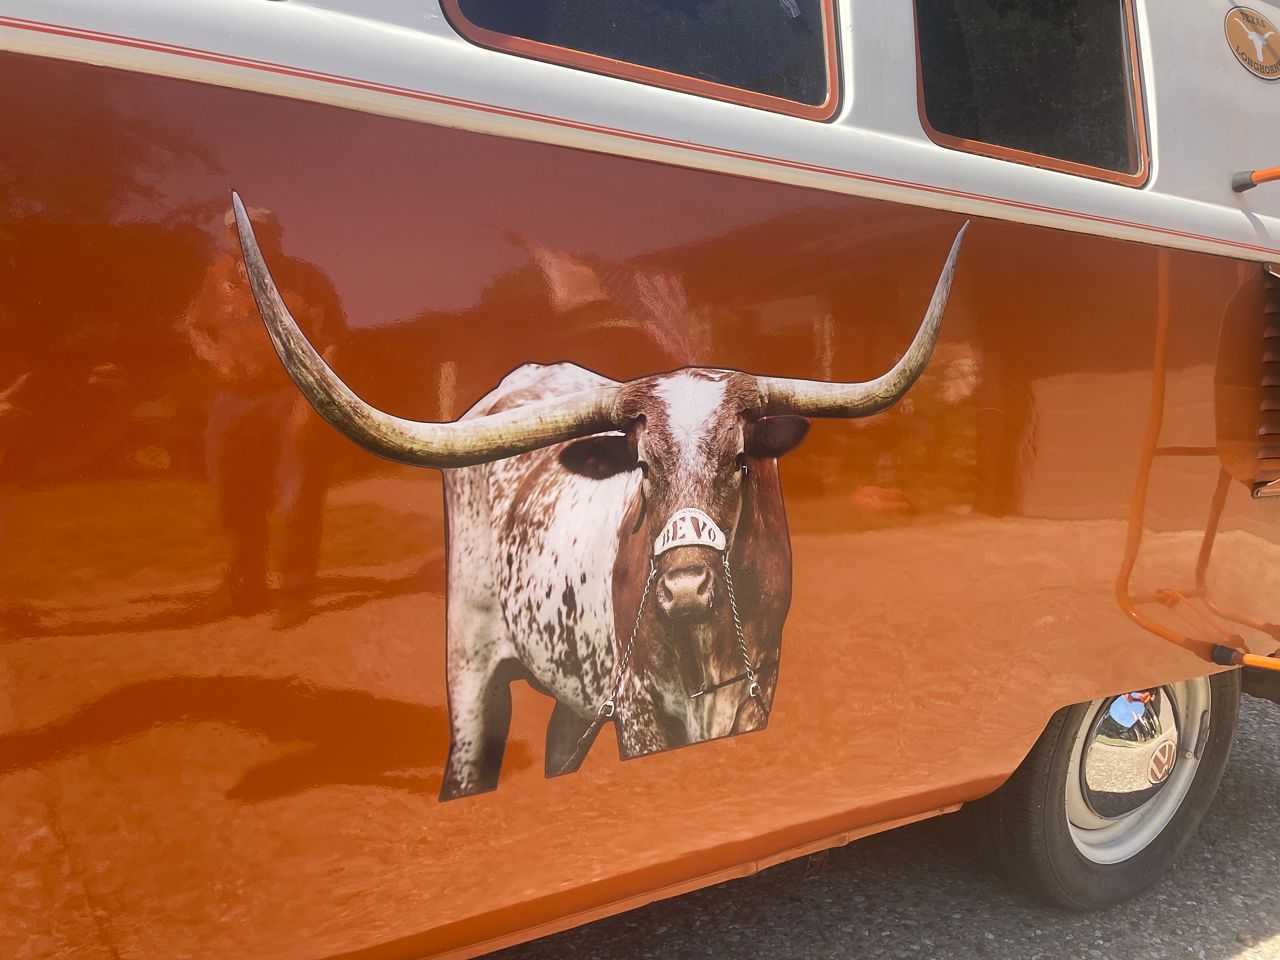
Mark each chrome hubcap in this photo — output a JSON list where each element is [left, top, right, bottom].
[[1082, 690, 1180, 817], [1065, 677, 1211, 864]]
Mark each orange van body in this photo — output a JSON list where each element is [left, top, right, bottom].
[[3, 6, 1279, 957]]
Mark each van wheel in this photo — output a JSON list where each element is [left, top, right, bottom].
[[973, 670, 1239, 910]]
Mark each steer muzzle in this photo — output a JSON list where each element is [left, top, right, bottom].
[[656, 552, 717, 623]]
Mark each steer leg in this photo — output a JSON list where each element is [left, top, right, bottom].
[[440, 658, 514, 801], [438, 474, 514, 802], [544, 700, 602, 778]]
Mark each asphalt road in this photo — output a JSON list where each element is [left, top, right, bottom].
[[494, 694, 1280, 960]]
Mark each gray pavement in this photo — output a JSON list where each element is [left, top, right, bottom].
[[495, 695, 1280, 960]]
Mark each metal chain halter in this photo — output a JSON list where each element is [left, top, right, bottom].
[[556, 562, 656, 775], [720, 555, 761, 700], [556, 555, 764, 776]]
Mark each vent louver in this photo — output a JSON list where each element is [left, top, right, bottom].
[[1255, 265, 1280, 494]]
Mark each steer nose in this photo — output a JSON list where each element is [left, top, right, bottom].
[[657, 564, 715, 621]]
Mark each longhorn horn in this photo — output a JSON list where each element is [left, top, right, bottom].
[[231, 192, 622, 468], [757, 222, 968, 418]]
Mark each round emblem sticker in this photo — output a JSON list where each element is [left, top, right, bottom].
[[1226, 6, 1280, 80]]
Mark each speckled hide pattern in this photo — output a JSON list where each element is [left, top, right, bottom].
[[439, 362, 806, 800]]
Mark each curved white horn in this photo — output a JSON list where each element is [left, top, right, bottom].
[[232, 192, 622, 468], [758, 222, 968, 418]]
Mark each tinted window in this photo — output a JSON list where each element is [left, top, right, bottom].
[[455, 0, 830, 107], [917, 0, 1140, 174]]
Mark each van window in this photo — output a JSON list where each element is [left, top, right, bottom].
[[916, 0, 1145, 181], [445, 0, 837, 120]]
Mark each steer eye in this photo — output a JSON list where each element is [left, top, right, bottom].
[[736, 455, 749, 476]]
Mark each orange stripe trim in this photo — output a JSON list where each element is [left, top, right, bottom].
[[3, 14, 1280, 259]]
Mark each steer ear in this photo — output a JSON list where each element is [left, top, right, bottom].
[[747, 416, 810, 459], [559, 434, 638, 479]]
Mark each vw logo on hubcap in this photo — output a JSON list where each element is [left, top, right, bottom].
[[1147, 740, 1178, 785]]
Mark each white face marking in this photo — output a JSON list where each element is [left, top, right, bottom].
[[655, 374, 729, 460]]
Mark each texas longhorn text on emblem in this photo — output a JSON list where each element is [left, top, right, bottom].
[[231, 191, 968, 800], [1227, 6, 1280, 79]]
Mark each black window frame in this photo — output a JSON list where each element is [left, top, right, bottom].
[[442, 0, 842, 121], [913, 0, 1150, 186]]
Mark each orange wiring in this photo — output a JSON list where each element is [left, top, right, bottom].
[[1239, 653, 1280, 672], [1249, 166, 1280, 187], [1232, 166, 1280, 192]]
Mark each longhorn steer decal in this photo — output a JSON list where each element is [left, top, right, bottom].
[[231, 193, 967, 800]]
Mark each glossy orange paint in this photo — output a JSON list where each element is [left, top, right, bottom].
[[2, 51, 1277, 960]]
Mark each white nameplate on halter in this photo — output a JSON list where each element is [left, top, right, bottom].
[[653, 508, 727, 556]]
